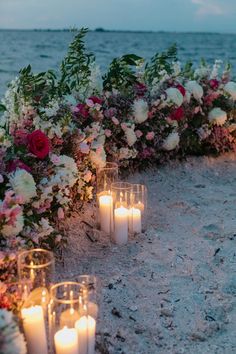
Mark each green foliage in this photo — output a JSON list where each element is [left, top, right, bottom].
[[59, 28, 94, 96], [18, 65, 58, 105], [103, 54, 143, 93], [0, 103, 6, 112], [144, 44, 178, 84], [181, 60, 194, 79]]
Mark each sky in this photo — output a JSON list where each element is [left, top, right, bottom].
[[0, 0, 236, 33]]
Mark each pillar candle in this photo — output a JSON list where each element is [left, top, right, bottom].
[[114, 206, 128, 245], [129, 207, 142, 233], [75, 315, 96, 354], [21, 305, 48, 354], [99, 194, 113, 233], [54, 327, 78, 354]]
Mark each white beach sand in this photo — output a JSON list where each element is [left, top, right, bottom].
[[57, 153, 236, 354]]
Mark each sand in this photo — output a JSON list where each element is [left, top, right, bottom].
[[57, 153, 236, 354]]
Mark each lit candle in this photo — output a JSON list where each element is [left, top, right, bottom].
[[114, 206, 128, 245], [99, 194, 113, 233], [129, 207, 142, 233], [79, 302, 98, 319], [54, 327, 78, 354], [21, 305, 48, 354], [75, 315, 96, 354], [30, 261, 35, 282], [135, 201, 144, 212], [60, 308, 80, 328]]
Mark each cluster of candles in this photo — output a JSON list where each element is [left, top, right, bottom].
[[97, 163, 147, 245], [18, 249, 98, 354]]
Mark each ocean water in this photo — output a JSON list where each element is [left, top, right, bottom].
[[1, 30, 236, 98]]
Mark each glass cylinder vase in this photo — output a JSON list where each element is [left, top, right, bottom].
[[111, 182, 132, 245], [49, 281, 96, 354], [18, 248, 55, 354], [129, 184, 148, 234], [75, 275, 100, 320], [96, 162, 118, 234]]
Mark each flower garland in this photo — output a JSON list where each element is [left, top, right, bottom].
[[0, 28, 236, 260]]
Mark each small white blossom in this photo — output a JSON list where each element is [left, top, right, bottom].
[[162, 132, 180, 151]]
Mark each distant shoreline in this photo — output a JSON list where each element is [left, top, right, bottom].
[[0, 28, 235, 36]]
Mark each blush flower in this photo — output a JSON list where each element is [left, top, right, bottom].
[[146, 132, 155, 141]]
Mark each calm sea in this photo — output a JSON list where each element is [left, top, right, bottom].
[[1, 30, 236, 98]]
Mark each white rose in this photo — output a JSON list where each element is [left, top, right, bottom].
[[162, 132, 180, 151], [185, 81, 203, 101], [224, 81, 236, 100], [208, 107, 227, 126], [166, 88, 183, 107], [133, 99, 149, 124], [9, 169, 37, 203], [125, 127, 137, 147]]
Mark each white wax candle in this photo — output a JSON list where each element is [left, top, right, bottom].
[[54, 327, 78, 354], [21, 305, 48, 354], [129, 207, 142, 233], [79, 302, 98, 319], [114, 206, 128, 245], [75, 315, 96, 354], [99, 194, 113, 233], [60, 308, 80, 328]]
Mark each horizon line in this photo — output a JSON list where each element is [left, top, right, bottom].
[[0, 28, 236, 35]]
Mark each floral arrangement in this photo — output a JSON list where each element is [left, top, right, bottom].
[[0, 28, 236, 260], [0, 308, 26, 354]]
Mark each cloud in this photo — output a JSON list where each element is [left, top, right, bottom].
[[191, 0, 226, 16]]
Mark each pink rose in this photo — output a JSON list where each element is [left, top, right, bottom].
[[121, 123, 128, 131], [104, 129, 112, 137], [57, 207, 65, 220], [51, 154, 61, 164], [135, 130, 143, 138], [146, 132, 155, 141], [14, 129, 29, 146], [27, 130, 50, 159], [112, 117, 119, 125]]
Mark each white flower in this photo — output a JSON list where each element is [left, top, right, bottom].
[[89, 146, 106, 168], [42, 99, 60, 117], [9, 169, 37, 203], [185, 81, 204, 101], [208, 107, 227, 126], [197, 125, 211, 140], [0, 309, 26, 354], [125, 127, 137, 147], [224, 81, 236, 100], [133, 99, 149, 124], [1, 207, 24, 237], [166, 88, 183, 107], [119, 147, 136, 160], [162, 132, 180, 151]]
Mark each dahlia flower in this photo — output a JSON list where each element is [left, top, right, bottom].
[[9, 169, 37, 203], [208, 108, 227, 126]]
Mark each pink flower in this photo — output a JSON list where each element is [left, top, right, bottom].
[[121, 123, 128, 131], [83, 170, 92, 183], [135, 82, 147, 96], [146, 132, 155, 141], [204, 92, 220, 106], [85, 99, 95, 107], [51, 154, 61, 164], [104, 129, 112, 137], [135, 130, 143, 138], [89, 96, 103, 105], [57, 207, 65, 220], [112, 117, 119, 125], [14, 129, 29, 146], [74, 103, 89, 118], [105, 108, 117, 118], [209, 79, 219, 90], [79, 142, 90, 154], [7, 160, 31, 173]]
